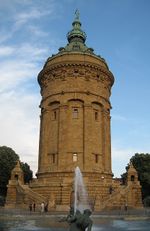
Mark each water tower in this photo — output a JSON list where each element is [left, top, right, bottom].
[[36, 11, 114, 209]]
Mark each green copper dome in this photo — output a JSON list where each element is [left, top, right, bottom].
[[48, 10, 109, 69], [60, 10, 92, 53], [67, 9, 87, 43]]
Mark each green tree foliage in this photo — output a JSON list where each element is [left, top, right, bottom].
[[0, 146, 19, 196], [0, 146, 33, 198], [121, 153, 150, 201], [20, 162, 33, 183]]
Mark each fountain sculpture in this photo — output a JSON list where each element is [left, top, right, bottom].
[[74, 166, 91, 213], [67, 167, 93, 231]]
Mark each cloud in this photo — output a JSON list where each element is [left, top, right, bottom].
[[0, 42, 49, 176], [27, 25, 48, 37], [0, 1, 64, 176], [0, 89, 40, 176], [0, 0, 59, 43], [111, 146, 135, 177], [0, 43, 49, 93], [14, 8, 52, 30], [111, 144, 150, 177], [0, 45, 15, 56], [112, 114, 127, 121]]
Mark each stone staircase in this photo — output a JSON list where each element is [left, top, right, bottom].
[[16, 183, 47, 205], [96, 184, 131, 210]]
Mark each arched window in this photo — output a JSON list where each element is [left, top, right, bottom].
[[15, 174, 18, 180], [131, 175, 135, 181]]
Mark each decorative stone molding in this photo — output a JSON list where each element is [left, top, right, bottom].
[[38, 63, 114, 90]]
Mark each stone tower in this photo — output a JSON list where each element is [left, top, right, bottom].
[[35, 11, 114, 209], [5, 12, 143, 211], [37, 12, 114, 178]]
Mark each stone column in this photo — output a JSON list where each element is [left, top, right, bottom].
[[83, 103, 93, 171], [38, 108, 50, 173], [103, 109, 111, 173], [58, 104, 69, 170]]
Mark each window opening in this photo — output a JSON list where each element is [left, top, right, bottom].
[[52, 154, 56, 164], [131, 175, 135, 181], [15, 174, 18, 180], [95, 154, 98, 163], [73, 108, 78, 119], [73, 153, 78, 162], [95, 111, 98, 121], [54, 110, 57, 120]]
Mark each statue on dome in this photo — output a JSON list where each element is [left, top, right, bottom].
[[75, 9, 80, 20]]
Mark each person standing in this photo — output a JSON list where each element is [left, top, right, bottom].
[[41, 202, 45, 213], [29, 203, 32, 213], [33, 202, 36, 212]]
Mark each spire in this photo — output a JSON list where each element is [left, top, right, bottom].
[[67, 10, 87, 43]]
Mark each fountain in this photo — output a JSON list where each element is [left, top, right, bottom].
[[66, 166, 93, 231], [74, 166, 91, 214], [1, 168, 149, 231]]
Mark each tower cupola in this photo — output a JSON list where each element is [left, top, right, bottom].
[[67, 9, 87, 43]]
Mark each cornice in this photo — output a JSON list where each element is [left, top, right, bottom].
[[38, 62, 114, 88]]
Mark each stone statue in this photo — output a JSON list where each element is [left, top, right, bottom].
[[68, 209, 93, 231]]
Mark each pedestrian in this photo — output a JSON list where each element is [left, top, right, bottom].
[[44, 203, 48, 212], [41, 202, 45, 213], [33, 202, 36, 212], [125, 202, 128, 211], [29, 203, 32, 212]]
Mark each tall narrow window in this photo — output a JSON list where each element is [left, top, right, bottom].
[[52, 110, 57, 120], [73, 108, 78, 119], [95, 154, 98, 163], [54, 110, 57, 120], [73, 153, 78, 162], [94, 111, 98, 121], [52, 154, 56, 163]]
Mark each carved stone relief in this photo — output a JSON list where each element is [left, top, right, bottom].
[[39, 63, 113, 89]]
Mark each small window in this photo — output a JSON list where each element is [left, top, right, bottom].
[[54, 111, 57, 120], [73, 108, 78, 119], [94, 111, 98, 121], [15, 174, 18, 180], [131, 175, 135, 181], [73, 153, 78, 162], [52, 154, 56, 164], [52, 110, 57, 120], [95, 154, 98, 163]]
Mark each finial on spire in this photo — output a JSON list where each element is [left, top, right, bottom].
[[75, 9, 80, 20], [67, 10, 86, 44]]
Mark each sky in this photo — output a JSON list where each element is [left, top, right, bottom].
[[0, 0, 150, 178]]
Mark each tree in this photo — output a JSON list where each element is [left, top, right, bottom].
[[0, 146, 33, 198], [121, 153, 150, 201], [20, 162, 33, 183], [0, 146, 19, 196]]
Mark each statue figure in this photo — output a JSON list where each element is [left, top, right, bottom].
[[68, 209, 93, 231], [59, 206, 74, 222], [75, 9, 80, 20]]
